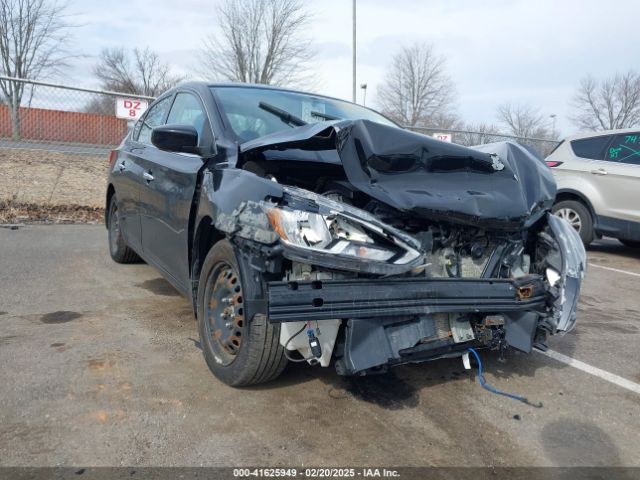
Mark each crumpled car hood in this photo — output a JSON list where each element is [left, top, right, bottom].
[[240, 119, 557, 229]]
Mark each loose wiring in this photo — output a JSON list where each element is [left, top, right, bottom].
[[283, 323, 313, 363], [468, 348, 543, 408]]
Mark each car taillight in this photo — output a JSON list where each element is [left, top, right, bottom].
[[108, 150, 117, 168], [546, 160, 563, 168]]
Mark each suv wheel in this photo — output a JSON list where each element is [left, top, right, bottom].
[[197, 239, 287, 387], [552, 200, 594, 245]]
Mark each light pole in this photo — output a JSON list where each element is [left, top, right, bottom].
[[352, 0, 356, 103], [549, 114, 557, 136], [360, 83, 367, 106]]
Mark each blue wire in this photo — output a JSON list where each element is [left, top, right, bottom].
[[467, 347, 542, 407]]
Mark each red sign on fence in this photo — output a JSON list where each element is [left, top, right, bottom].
[[433, 133, 452, 143], [115, 97, 148, 120]]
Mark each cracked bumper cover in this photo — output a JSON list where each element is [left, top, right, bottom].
[[547, 213, 587, 333]]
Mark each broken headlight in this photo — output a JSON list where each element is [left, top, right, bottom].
[[263, 187, 423, 272]]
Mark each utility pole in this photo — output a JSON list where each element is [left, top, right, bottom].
[[352, 0, 356, 103]]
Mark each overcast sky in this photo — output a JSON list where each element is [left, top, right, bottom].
[[64, 0, 640, 135]]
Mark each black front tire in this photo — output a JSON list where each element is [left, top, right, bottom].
[[197, 239, 287, 387], [552, 200, 594, 246], [107, 196, 141, 264], [620, 239, 640, 248]]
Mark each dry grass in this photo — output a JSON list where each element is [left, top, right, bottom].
[[0, 148, 107, 223], [0, 199, 104, 224]]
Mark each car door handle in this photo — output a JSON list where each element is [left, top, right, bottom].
[[143, 171, 154, 182], [118, 161, 126, 172], [590, 168, 608, 175]]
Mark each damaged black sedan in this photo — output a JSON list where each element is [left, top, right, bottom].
[[106, 82, 586, 386]]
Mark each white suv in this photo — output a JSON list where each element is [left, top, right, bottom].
[[546, 128, 640, 247]]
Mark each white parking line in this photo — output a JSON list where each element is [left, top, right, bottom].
[[588, 263, 640, 278], [538, 349, 640, 395]]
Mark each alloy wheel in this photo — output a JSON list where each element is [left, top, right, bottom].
[[555, 207, 582, 233]]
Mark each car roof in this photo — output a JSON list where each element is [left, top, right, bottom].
[[171, 80, 363, 107], [563, 127, 640, 142]]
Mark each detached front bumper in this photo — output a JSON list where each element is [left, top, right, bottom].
[[546, 213, 587, 332]]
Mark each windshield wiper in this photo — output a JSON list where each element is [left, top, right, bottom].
[[259, 101, 307, 127], [311, 111, 342, 121]]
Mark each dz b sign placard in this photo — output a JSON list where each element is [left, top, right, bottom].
[[116, 97, 149, 120], [433, 133, 452, 143]]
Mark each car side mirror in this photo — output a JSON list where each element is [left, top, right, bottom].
[[151, 124, 199, 154]]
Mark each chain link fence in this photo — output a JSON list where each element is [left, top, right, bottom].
[[405, 125, 560, 158], [405, 127, 560, 158], [0, 76, 154, 154], [0, 76, 152, 221]]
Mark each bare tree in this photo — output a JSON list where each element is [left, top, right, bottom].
[[200, 0, 314, 86], [496, 102, 553, 139], [93, 47, 183, 96], [456, 123, 502, 147], [496, 103, 560, 157], [377, 42, 456, 127], [570, 71, 640, 131], [428, 112, 463, 131], [0, 0, 73, 139], [86, 47, 184, 114]]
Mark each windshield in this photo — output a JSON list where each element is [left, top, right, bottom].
[[212, 86, 397, 142]]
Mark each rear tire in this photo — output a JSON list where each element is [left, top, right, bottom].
[[197, 239, 287, 387], [107, 196, 141, 264], [552, 200, 594, 246], [620, 239, 640, 248]]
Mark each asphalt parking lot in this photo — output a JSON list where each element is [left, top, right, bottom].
[[0, 225, 639, 467]]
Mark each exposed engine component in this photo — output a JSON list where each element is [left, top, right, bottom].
[[280, 262, 344, 366]]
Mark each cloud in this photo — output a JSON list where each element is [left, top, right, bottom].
[[60, 0, 640, 135]]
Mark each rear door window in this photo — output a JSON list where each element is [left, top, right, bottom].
[[604, 133, 640, 165], [570, 135, 611, 160], [136, 95, 172, 144]]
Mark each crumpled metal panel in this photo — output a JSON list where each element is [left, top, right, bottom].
[[240, 119, 557, 228], [215, 200, 279, 245]]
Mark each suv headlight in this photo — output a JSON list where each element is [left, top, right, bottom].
[[263, 187, 423, 273]]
